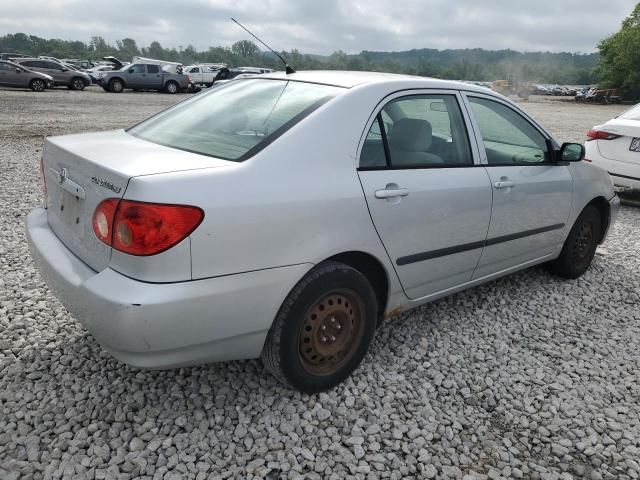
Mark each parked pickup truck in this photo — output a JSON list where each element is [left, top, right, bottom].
[[98, 63, 190, 94], [184, 64, 226, 87]]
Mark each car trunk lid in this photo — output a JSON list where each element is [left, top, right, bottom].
[[596, 119, 640, 165], [43, 129, 233, 272]]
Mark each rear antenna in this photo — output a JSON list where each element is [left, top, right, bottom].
[[231, 18, 295, 74]]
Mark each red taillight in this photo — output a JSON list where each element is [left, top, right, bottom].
[[92, 199, 204, 256], [587, 129, 621, 141], [39, 157, 47, 198]]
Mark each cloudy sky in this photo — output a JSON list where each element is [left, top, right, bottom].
[[0, 0, 635, 54]]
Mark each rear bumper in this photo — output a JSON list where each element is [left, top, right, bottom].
[[585, 142, 640, 192], [26, 208, 310, 368], [609, 172, 640, 193]]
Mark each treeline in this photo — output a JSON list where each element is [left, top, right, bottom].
[[0, 33, 599, 84]]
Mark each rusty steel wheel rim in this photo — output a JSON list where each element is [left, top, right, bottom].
[[298, 290, 365, 376]]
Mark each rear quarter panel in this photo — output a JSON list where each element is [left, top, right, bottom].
[[122, 83, 404, 297]]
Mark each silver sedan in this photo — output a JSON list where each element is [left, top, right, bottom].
[[27, 71, 619, 392]]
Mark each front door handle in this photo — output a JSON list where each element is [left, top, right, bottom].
[[375, 187, 409, 199], [494, 180, 515, 189]]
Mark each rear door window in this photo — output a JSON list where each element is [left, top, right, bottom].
[[360, 94, 473, 168], [147, 65, 160, 74]]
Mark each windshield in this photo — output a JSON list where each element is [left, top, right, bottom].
[[129, 79, 343, 161], [619, 103, 640, 121]]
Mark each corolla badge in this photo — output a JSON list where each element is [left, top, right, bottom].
[[91, 176, 122, 194]]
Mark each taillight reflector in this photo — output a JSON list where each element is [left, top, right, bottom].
[[39, 157, 47, 198], [92, 199, 204, 256], [586, 129, 621, 141]]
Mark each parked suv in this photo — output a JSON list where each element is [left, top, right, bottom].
[[13, 58, 90, 90], [98, 63, 190, 93], [0, 60, 53, 91]]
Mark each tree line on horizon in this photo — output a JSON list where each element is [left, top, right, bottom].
[[0, 32, 599, 85]]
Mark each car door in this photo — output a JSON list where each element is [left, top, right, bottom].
[[462, 93, 573, 278], [42, 61, 65, 84], [0, 62, 11, 86], [145, 64, 162, 89], [358, 91, 493, 300], [126, 64, 146, 88]]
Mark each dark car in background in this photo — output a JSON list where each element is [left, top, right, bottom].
[[0, 60, 53, 91], [12, 58, 90, 90]]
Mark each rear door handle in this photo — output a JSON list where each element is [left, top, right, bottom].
[[375, 188, 409, 199], [494, 180, 515, 189]]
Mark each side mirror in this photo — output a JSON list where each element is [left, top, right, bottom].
[[559, 143, 585, 162], [16, 68, 21, 73], [128, 68, 134, 73], [61, 68, 68, 72]]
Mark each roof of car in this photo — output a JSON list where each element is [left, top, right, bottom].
[[257, 70, 493, 93]]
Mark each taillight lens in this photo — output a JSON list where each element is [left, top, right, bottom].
[[39, 157, 47, 200], [586, 129, 621, 141], [92, 199, 204, 256]]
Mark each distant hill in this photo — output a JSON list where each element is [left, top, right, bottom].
[[0, 32, 599, 84]]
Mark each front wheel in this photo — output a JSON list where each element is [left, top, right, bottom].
[[109, 79, 124, 93], [262, 262, 378, 393], [547, 205, 601, 279], [164, 81, 179, 94], [70, 77, 86, 90], [30, 78, 46, 92]]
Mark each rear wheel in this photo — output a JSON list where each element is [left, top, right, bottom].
[[30, 78, 45, 92], [70, 77, 86, 90], [164, 81, 179, 94], [262, 262, 378, 392], [109, 78, 123, 93], [547, 205, 601, 279]]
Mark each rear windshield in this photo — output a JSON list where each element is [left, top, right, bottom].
[[619, 103, 640, 121], [128, 79, 343, 161]]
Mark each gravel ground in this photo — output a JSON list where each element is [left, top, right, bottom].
[[1, 87, 639, 480]]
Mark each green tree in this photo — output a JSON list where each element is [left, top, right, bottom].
[[598, 2, 640, 97], [231, 40, 259, 58], [116, 38, 140, 58]]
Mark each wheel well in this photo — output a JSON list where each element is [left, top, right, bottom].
[[586, 196, 610, 243], [109, 77, 124, 85], [327, 251, 389, 324]]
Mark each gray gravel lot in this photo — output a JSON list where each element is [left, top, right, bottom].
[[1, 87, 639, 480]]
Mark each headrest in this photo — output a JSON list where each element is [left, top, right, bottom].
[[389, 118, 433, 152]]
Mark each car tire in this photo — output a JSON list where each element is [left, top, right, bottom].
[[109, 79, 124, 93], [262, 261, 378, 393], [164, 81, 179, 94], [547, 205, 601, 279], [70, 77, 86, 91], [30, 78, 46, 92]]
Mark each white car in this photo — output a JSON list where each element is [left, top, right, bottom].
[[585, 103, 640, 193], [27, 71, 618, 392]]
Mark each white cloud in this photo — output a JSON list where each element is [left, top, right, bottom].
[[0, 0, 634, 54]]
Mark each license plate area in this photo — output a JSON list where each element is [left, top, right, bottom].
[[53, 188, 87, 230], [629, 138, 640, 152]]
